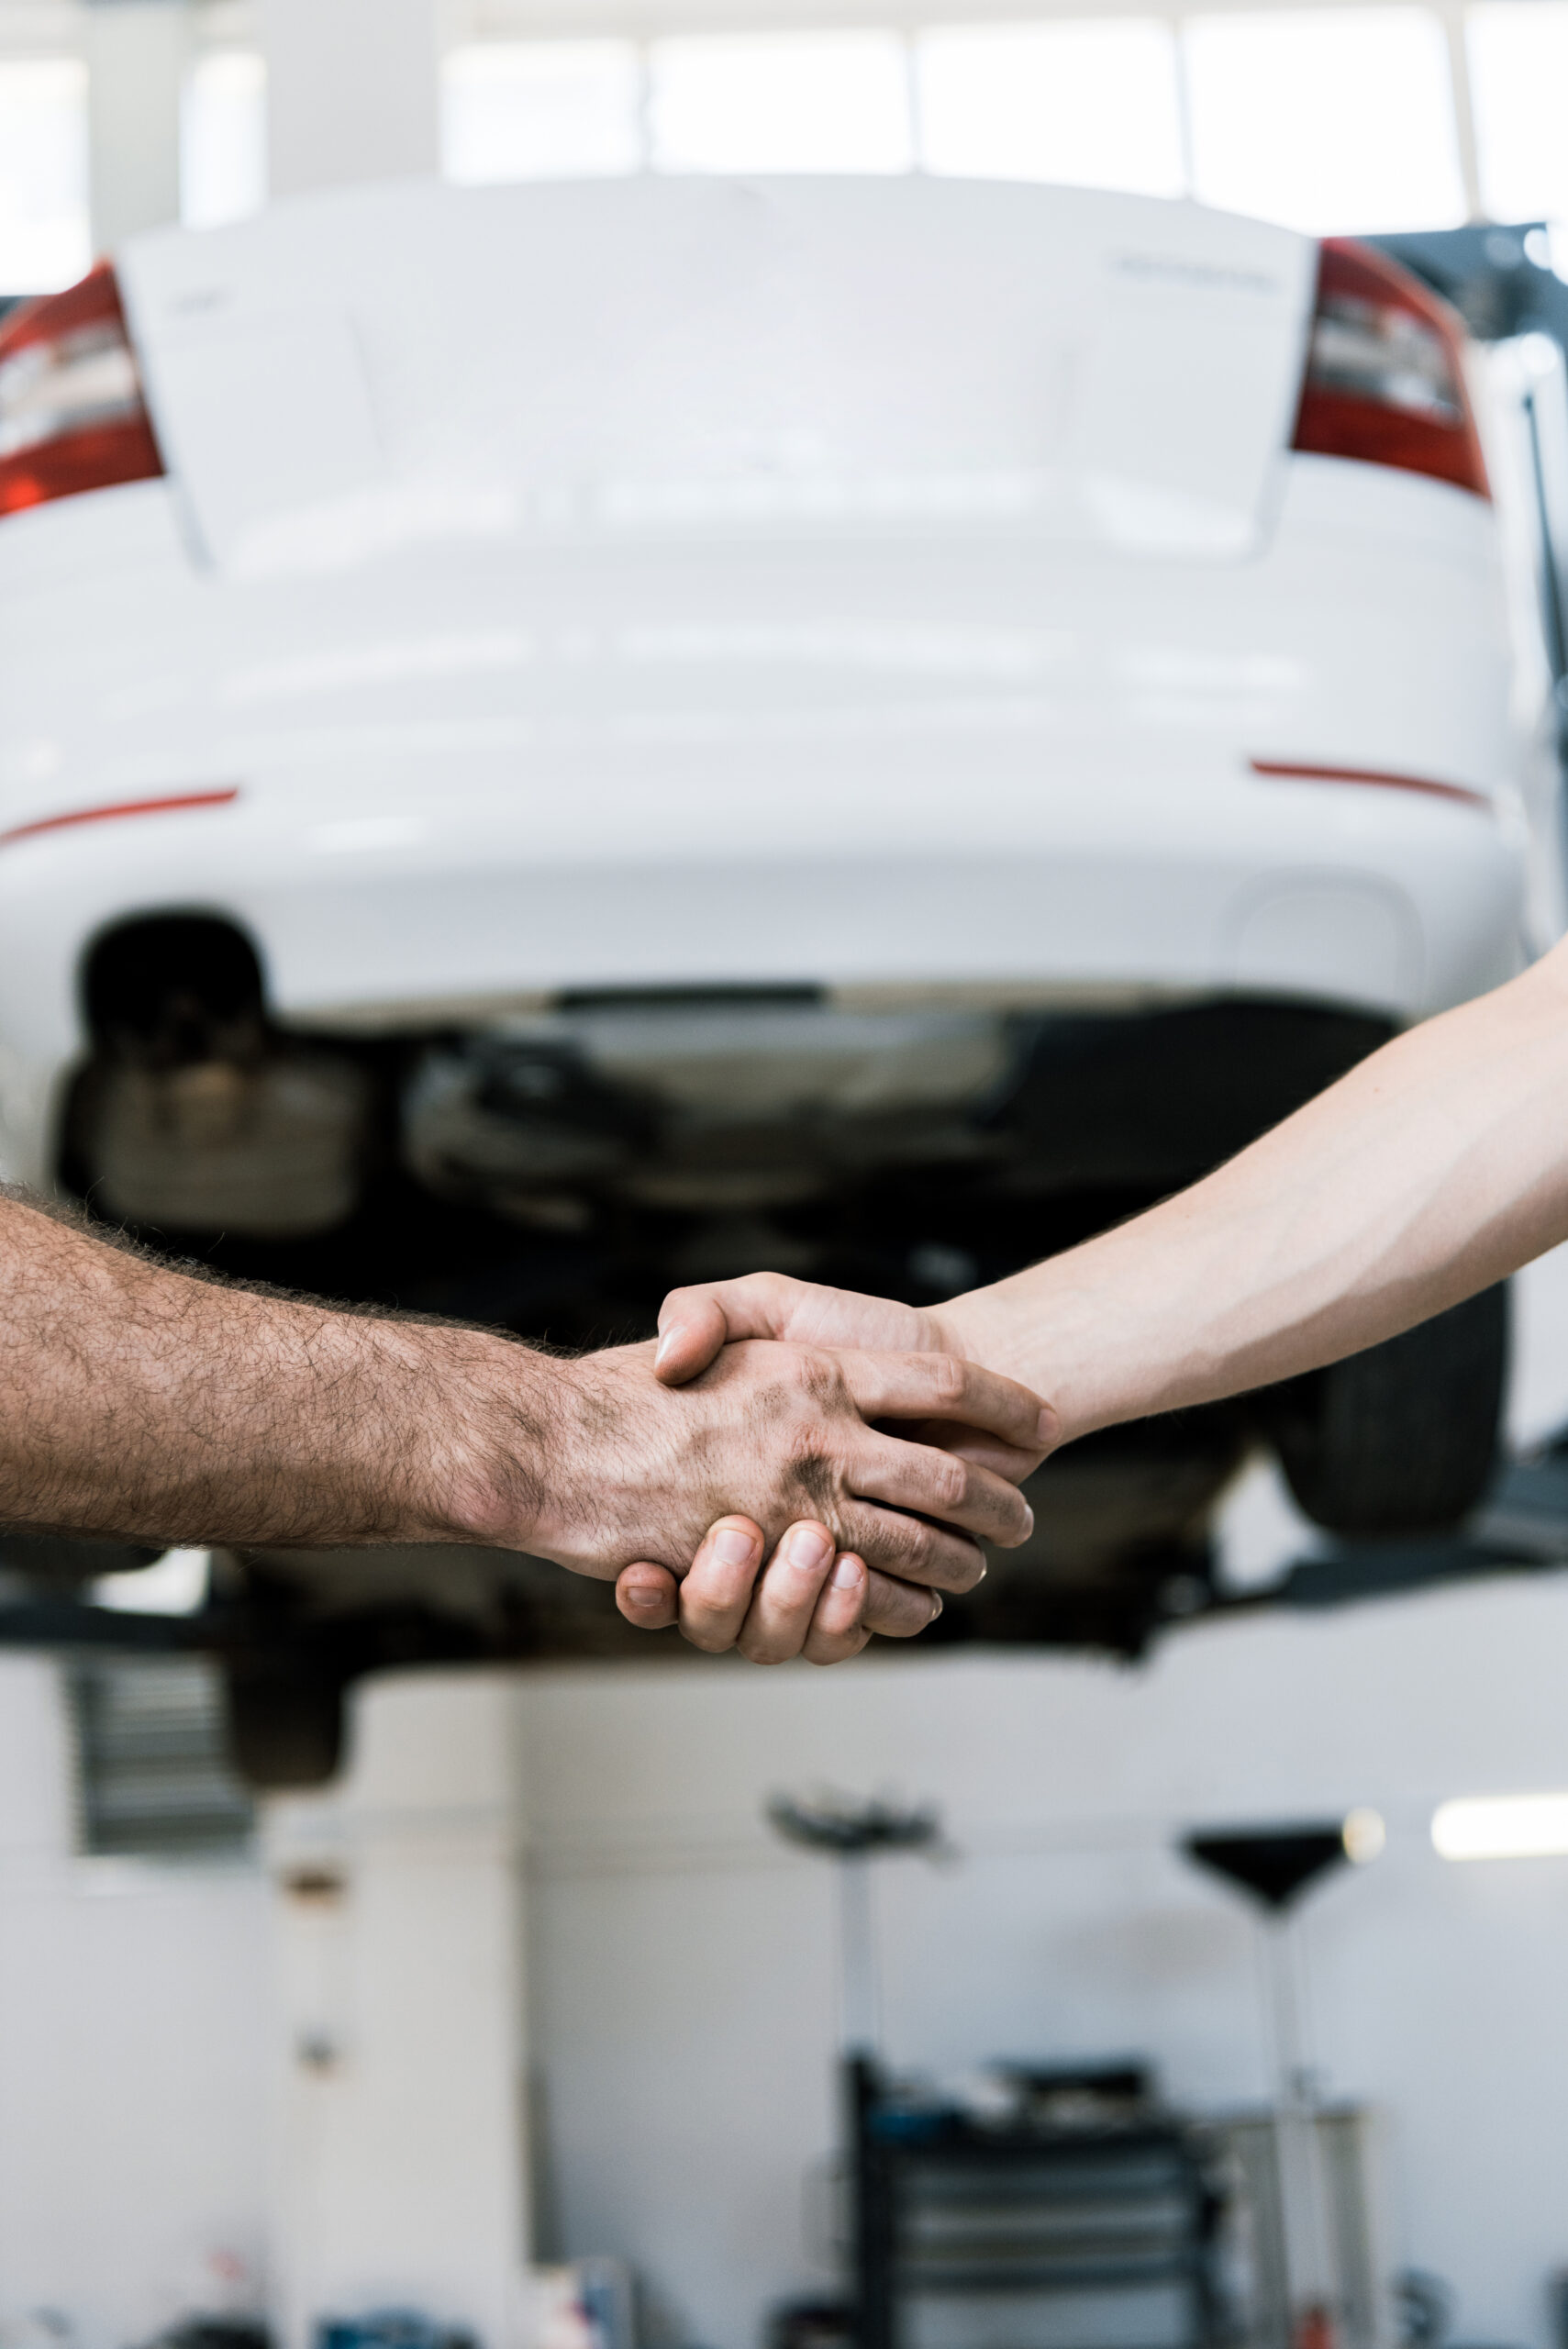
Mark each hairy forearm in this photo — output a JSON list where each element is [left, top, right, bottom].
[[0, 1194, 549, 1548], [943, 943, 1568, 1440], [0, 1195, 1039, 1601]]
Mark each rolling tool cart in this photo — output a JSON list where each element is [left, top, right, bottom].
[[849, 2057, 1222, 2349]]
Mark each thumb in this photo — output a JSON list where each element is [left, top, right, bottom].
[[616, 1561, 680, 1628], [653, 1274, 804, 1385], [652, 1290, 732, 1385]]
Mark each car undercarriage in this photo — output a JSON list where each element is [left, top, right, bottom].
[[0, 907, 1505, 1785]]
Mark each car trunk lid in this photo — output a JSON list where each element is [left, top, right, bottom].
[[119, 174, 1315, 576]]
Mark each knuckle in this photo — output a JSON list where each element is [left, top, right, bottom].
[[784, 1419, 830, 1475], [895, 1517, 939, 1573], [929, 1452, 969, 1510], [929, 1353, 966, 1408], [682, 1619, 737, 1653]]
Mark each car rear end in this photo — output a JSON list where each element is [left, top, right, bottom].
[[0, 176, 1551, 1653]]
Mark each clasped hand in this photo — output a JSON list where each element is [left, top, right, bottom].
[[527, 1277, 1055, 1666]]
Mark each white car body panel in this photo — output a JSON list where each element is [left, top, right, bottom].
[[120, 178, 1313, 573], [0, 176, 1555, 1196]]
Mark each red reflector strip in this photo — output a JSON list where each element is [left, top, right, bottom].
[[0, 786, 240, 849], [1250, 759, 1490, 812]]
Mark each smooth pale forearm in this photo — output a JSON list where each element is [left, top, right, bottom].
[[639, 953, 1568, 1647], [940, 941, 1568, 1440]]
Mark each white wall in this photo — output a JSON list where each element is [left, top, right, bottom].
[[261, 0, 439, 195], [519, 1573, 1568, 2349], [0, 1657, 272, 2344], [85, 1, 184, 250], [265, 1675, 532, 2349], [1, 1583, 1566, 2349]]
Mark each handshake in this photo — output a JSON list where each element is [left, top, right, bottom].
[[514, 1267, 1058, 1671], [1, 947, 1527, 1612]]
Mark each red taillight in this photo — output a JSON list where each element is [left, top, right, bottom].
[[0, 262, 163, 518], [1291, 239, 1489, 500]]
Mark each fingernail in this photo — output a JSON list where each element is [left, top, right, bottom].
[[830, 1554, 862, 1591], [654, 1330, 677, 1370], [929, 1592, 944, 1620], [628, 1589, 664, 1611], [713, 1524, 757, 1566], [1021, 1504, 1035, 1539], [785, 1524, 833, 1573], [1037, 1406, 1058, 1447]]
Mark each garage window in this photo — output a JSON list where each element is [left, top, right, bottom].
[[0, 59, 89, 295], [1467, 2, 1568, 228], [648, 31, 915, 173], [181, 49, 267, 228], [442, 39, 643, 183], [917, 20, 1185, 199], [1184, 7, 1468, 233]]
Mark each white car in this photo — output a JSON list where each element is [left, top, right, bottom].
[[0, 175, 1559, 1769]]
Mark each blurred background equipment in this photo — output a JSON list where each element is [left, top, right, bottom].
[[844, 2059, 1222, 2349], [315, 2314, 473, 2349], [68, 1653, 253, 1859], [768, 1793, 943, 2055], [1184, 1820, 1387, 2349]]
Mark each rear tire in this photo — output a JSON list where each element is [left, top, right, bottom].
[[1262, 1284, 1508, 1537]]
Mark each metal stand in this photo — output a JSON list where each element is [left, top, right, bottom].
[[838, 1852, 878, 2057], [1184, 1817, 1383, 2349], [765, 1793, 940, 2349], [1263, 1917, 1336, 2347]]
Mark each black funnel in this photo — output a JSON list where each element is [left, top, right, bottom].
[[1184, 1823, 1350, 1912], [768, 1793, 940, 1857]]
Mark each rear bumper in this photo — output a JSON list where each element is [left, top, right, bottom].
[[0, 745, 1524, 1022], [0, 753, 1524, 1189], [0, 463, 1540, 1185], [257, 775, 1517, 1037]]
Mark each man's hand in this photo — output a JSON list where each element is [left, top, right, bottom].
[[498, 1335, 1049, 1592], [616, 1513, 950, 1660], [609, 1278, 1059, 1657], [618, 1517, 891, 1664], [0, 1192, 1041, 1625]]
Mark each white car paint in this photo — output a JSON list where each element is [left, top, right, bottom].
[[0, 174, 1555, 1194]]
